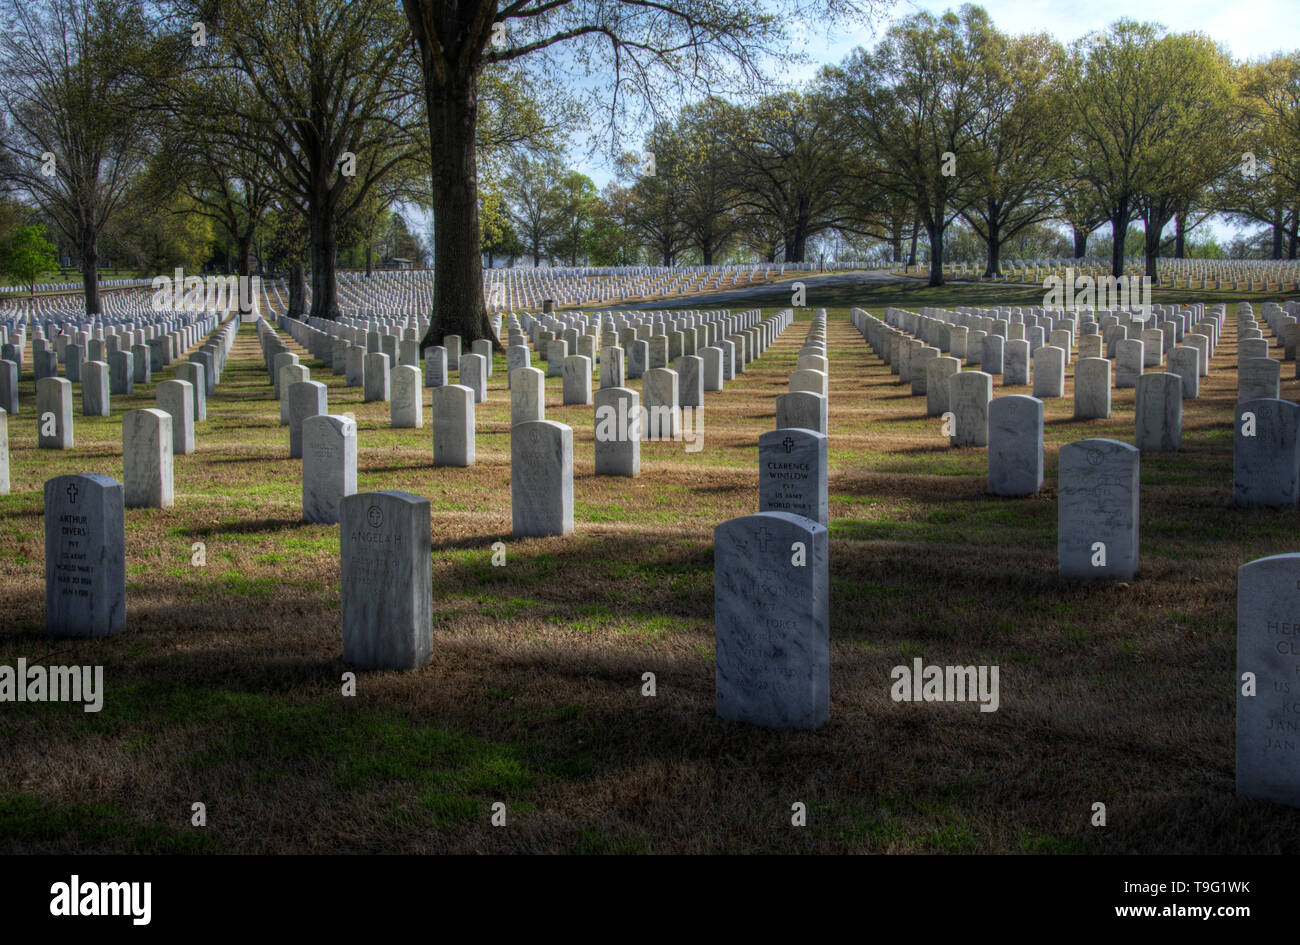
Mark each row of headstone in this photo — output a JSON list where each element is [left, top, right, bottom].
[[852, 309, 1189, 458], [853, 306, 1214, 425], [763, 314, 829, 524]]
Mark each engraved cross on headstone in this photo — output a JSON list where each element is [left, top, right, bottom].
[[782, 436, 794, 453], [755, 526, 774, 552], [66, 483, 78, 504]]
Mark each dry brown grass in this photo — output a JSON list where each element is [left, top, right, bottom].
[[2, 295, 1300, 854]]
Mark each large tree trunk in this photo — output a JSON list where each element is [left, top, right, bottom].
[[1174, 212, 1186, 259], [1144, 213, 1162, 282], [288, 260, 306, 318], [308, 198, 340, 320], [788, 225, 808, 263], [1072, 224, 1088, 259], [907, 217, 919, 267], [1272, 207, 1284, 260], [365, 242, 373, 277], [236, 232, 253, 279], [983, 204, 1001, 277], [419, 69, 496, 352], [80, 222, 101, 315], [1109, 198, 1129, 278], [925, 217, 944, 287]]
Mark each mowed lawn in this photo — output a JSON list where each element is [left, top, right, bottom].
[[3, 278, 1300, 853]]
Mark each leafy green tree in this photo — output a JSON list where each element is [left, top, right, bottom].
[[829, 6, 1000, 285], [0, 0, 176, 312], [721, 92, 847, 263], [548, 171, 597, 266], [1130, 32, 1238, 279], [185, 0, 421, 319], [1, 223, 58, 294], [959, 30, 1065, 276], [1063, 20, 1239, 278]]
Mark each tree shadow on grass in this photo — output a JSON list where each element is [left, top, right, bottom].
[[183, 516, 307, 538]]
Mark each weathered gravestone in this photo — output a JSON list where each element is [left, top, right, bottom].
[[1234, 399, 1300, 508], [911, 347, 938, 395], [926, 356, 961, 416], [982, 334, 1005, 376], [546, 340, 568, 378], [1240, 357, 1281, 403], [424, 345, 447, 388], [1134, 373, 1182, 452], [947, 371, 993, 447], [790, 368, 828, 399], [1032, 346, 1065, 398], [37, 376, 73, 449], [988, 395, 1043, 496], [432, 384, 475, 467], [1073, 358, 1112, 420], [173, 362, 205, 421], [0, 408, 7, 495], [345, 345, 366, 388], [627, 339, 648, 379], [642, 368, 681, 440], [714, 511, 829, 730], [156, 379, 195, 454], [1116, 339, 1144, 389], [0, 359, 17, 414], [1239, 338, 1270, 365], [758, 428, 828, 525], [390, 364, 422, 428], [562, 355, 592, 406], [594, 387, 640, 477], [272, 351, 299, 397], [461, 352, 488, 403], [288, 380, 328, 458], [676, 355, 704, 408], [340, 491, 432, 670], [1237, 553, 1300, 807], [303, 415, 357, 525], [45, 473, 125, 637], [601, 346, 626, 389], [123, 409, 173, 509], [775, 390, 827, 436], [511, 420, 573, 537], [1169, 346, 1200, 399], [364, 352, 391, 402], [506, 345, 528, 389], [81, 361, 110, 417], [511, 366, 545, 426], [109, 350, 134, 396], [1003, 339, 1029, 386], [1057, 438, 1140, 580], [444, 334, 462, 371], [471, 339, 493, 376], [278, 364, 309, 423]]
